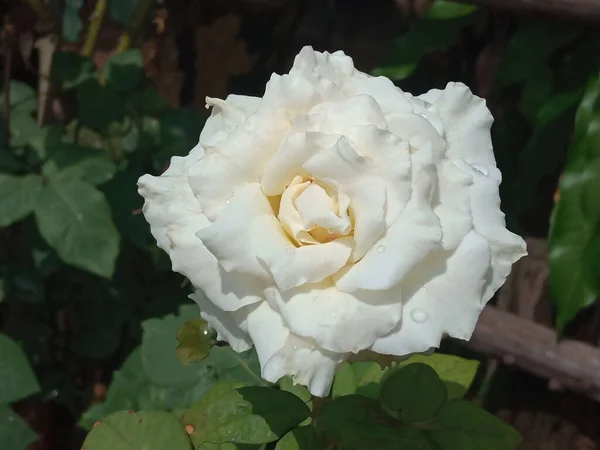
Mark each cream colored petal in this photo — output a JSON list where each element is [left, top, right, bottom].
[[433, 159, 473, 250], [261, 131, 339, 196], [196, 183, 273, 280], [252, 215, 353, 292], [262, 334, 344, 397], [370, 230, 491, 356], [423, 82, 527, 298], [200, 95, 261, 147], [341, 126, 411, 225], [266, 282, 403, 354], [167, 218, 265, 312], [295, 183, 351, 234], [277, 176, 317, 245], [304, 136, 386, 261], [334, 148, 442, 292]]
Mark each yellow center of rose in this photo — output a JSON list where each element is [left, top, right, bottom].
[[273, 175, 354, 246]]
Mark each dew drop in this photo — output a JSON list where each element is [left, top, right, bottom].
[[411, 308, 428, 323], [376, 245, 385, 253], [286, 246, 295, 254], [76, 213, 83, 220], [471, 164, 489, 176]]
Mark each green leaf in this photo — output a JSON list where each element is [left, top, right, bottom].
[[422, 1, 478, 19], [278, 377, 311, 405], [34, 178, 120, 278], [380, 363, 447, 421], [101, 171, 153, 248], [549, 75, 600, 330], [52, 51, 96, 89], [175, 318, 217, 366], [316, 395, 433, 450], [62, 0, 83, 42], [103, 50, 144, 92], [109, 0, 142, 24], [42, 143, 117, 185], [494, 21, 577, 88], [331, 361, 384, 399], [141, 305, 262, 387], [77, 80, 124, 130], [275, 426, 322, 450], [521, 66, 553, 122], [82, 410, 192, 450], [0, 405, 38, 450], [184, 384, 311, 446], [398, 353, 480, 399], [0, 151, 23, 173], [374, 14, 478, 81], [0, 81, 37, 113], [0, 175, 43, 227], [0, 334, 41, 404], [10, 111, 42, 147], [429, 400, 521, 450]]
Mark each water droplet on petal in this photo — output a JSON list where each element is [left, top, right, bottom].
[[286, 246, 295, 254], [471, 164, 488, 176], [377, 245, 385, 253], [411, 308, 428, 323]]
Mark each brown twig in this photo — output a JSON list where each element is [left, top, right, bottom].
[[469, 306, 600, 402], [457, 0, 600, 21]]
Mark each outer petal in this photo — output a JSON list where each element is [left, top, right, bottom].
[[189, 110, 291, 220], [433, 159, 473, 250], [189, 291, 253, 352], [200, 95, 261, 147], [371, 230, 492, 356], [252, 215, 353, 292], [167, 218, 265, 311], [266, 282, 403, 354], [304, 136, 386, 261], [262, 335, 344, 397], [244, 298, 343, 397], [422, 82, 527, 297]]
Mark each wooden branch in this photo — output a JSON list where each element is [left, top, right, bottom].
[[469, 306, 600, 402], [458, 0, 600, 21]]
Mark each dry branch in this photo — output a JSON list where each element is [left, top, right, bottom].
[[459, 0, 600, 21], [469, 306, 600, 402]]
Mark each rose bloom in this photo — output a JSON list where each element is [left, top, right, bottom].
[[138, 47, 526, 396]]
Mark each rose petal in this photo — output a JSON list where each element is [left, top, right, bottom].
[[304, 136, 386, 260], [295, 183, 351, 234], [433, 159, 473, 250], [252, 215, 353, 292], [200, 95, 260, 147], [196, 183, 273, 279], [342, 126, 411, 225], [262, 334, 344, 397], [423, 82, 527, 297], [370, 230, 492, 356], [266, 282, 403, 354], [335, 149, 442, 291], [167, 218, 264, 311], [277, 176, 318, 245]]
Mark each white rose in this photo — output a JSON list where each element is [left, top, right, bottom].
[[138, 46, 527, 396]]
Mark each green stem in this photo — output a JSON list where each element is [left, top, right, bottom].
[[81, 0, 108, 58], [113, 0, 154, 53], [24, 0, 52, 21]]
